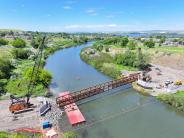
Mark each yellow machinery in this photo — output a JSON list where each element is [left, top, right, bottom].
[[175, 80, 182, 85]]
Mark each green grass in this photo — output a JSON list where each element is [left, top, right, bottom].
[[115, 64, 138, 71], [0, 131, 42, 138], [157, 91, 184, 112], [174, 91, 184, 97], [139, 45, 184, 54], [156, 46, 184, 54], [13, 59, 34, 75], [0, 47, 13, 58]]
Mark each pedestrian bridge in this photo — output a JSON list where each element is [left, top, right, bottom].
[[56, 73, 140, 107]]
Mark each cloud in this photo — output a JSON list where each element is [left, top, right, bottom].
[[106, 15, 115, 18], [66, 1, 77, 4], [63, 6, 72, 10], [86, 9, 96, 14], [86, 9, 99, 16], [65, 24, 127, 29]]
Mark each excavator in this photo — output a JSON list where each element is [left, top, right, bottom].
[[9, 36, 46, 113]]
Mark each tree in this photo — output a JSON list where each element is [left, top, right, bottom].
[[12, 38, 26, 48], [127, 40, 137, 50], [0, 58, 13, 79], [31, 35, 42, 49], [12, 49, 30, 59], [93, 44, 103, 52], [120, 37, 129, 47], [144, 39, 155, 48], [160, 37, 166, 44], [24, 67, 52, 87], [134, 48, 150, 69], [0, 38, 8, 46]]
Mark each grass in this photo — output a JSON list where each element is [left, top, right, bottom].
[[80, 48, 138, 78], [156, 46, 184, 54], [157, 91, 184, 112], [13, 59, 34, 75], [138, 45, 184, 54], [115, 64, 138, 71], [0, 131, 41, 138], [174, 91, 184, 97], [0, 47, 13, 58]]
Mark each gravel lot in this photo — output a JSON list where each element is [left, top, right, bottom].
[[0, 98, 41, 132]]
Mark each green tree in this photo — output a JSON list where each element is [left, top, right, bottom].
[[24, 67, 52, 87], [127, 40, 137, 50], [93, 44, 103, 52], [12, 49, 30, 59], [0, 58, 13, 79], [120, 37, 129, 47], [160, 37, 166, 44], [0, 38, 8, 46], [31, 35, 42, 49], [12, 38, 26, 48], [134, 48, 150, 69], [144, 39, 155, 48]]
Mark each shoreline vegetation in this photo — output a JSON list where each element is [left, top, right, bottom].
[[0, 31, 90, 99], [80, 37, 150, 79], [157, 91, 184, 112], [80, 36, 184, 113]]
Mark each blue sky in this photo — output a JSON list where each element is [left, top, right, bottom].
[[0, 0, 184, 32]]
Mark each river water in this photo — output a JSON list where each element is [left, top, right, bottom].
[[45, 42, 184, 138]]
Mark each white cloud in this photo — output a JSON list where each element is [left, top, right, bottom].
[[106, 15, 115, 18], [64, 24, 131, 29], [86, 9, 96, 13], [66, 1, 77, 4], [63, 6, 72, 10]]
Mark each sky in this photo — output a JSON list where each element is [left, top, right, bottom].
[[0, 0, 184, 32]]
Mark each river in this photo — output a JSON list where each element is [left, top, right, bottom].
[[45, 42, 184, 138]]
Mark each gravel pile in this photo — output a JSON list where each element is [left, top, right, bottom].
[[44, 100, 64, 127]]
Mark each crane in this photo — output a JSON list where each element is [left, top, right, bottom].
[[9, 36, 46, 113]]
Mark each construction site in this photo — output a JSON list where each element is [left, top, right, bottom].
[[0, 73, 140, 137]]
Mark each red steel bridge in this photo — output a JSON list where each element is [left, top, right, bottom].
[[56, 73, 140, 108]]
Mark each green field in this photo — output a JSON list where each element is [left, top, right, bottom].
[[0, 47, 13, 58]]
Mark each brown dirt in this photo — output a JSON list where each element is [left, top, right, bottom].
[[151, 52, 184, 71], [0, 98, 41, 132]]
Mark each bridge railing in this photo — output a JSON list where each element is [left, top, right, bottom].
[[56, 73, 140, 107]]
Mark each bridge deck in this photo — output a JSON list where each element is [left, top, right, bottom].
[[56, 73, 140, 107]]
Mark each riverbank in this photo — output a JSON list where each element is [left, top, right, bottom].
[[80, 47, 138, 79], [0, 35, 89, 99]]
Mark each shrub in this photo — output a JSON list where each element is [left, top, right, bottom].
[[12, 38, 26, 48], [101, 63, 120, 78], [0, 58, 13, 79], [144, 39, 155, 48], [5, 79, 28, 97], [24, 67, 52, 87], [60, 132, 77, 138], [12, 49, 30, 59], [127, 40, 137, 50], [0, 38, 8, 46]]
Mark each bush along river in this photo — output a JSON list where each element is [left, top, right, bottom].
[[44, 42, 184, 138]]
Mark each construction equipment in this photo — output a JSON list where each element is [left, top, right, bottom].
[[175, 80, 182, 85], [142, 71, 152, 82], [9, 36, 46, 113]]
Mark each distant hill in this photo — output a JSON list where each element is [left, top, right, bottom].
[[0, 29, 24, 32]]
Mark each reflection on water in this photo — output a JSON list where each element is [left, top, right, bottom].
[[45, 42, 184, 138]]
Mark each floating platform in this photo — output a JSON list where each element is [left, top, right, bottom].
[[59, 92, 85, 126]]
